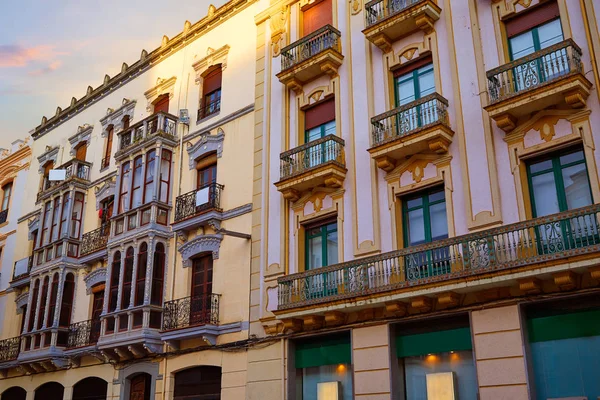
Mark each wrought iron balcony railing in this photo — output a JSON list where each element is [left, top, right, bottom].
[[0, 209, 7, 225], [174, 183, 224, 223], [371, 93, 449, 147], [162, 294, 220, 331], [0, 336, 20, 362], [281, 25, 342, 71], [365, 0, 424, 27], [38, 159, 91, 203], [487, 39, 583, 104], [278, 204, 600, 310], [80, 224, 110, 256], [280, 135, 345, 180], [119, 112, 178, 152], [67, 319, 101, 349], [198, 97, 221, 121]]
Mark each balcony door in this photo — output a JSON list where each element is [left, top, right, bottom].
[[305, 220, 338, 299], [303, 0, 332, 35], [196, 163, 217, 211], [402, 188, 450, 279], [129, 374, 151, 400], [153, 94, 169, 114], [90, 289, 104, 343], [304, 99, 336, 169], [191, 255, 213, 326], [394, 61, 435, 135]]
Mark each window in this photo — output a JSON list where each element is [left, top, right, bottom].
[[41, 202, 52, 246], [75, 142, 87, 162], [50, 197, 61, 242], [154, 94, 170, 114], [151, 243, 165, 306], [144, 150, 156, 204], [119, 162, 131, 213], [42, 161, 54, 191], [199, 65, 222, 120], [174, 366, 222, 400], [304, 219, 339, 298], [393, 61, 436, 131], [304, 99, 337, 169], [37, 276, 50, 330], [28, 280, 40, 332], [197, 162, 217, 189], [59, 273, 75, 327], [402, 187, 449, 279], [60, 193, 70, 238], [302, 0, 332, 35], [46, 273, 59, 327], [131, 156, 143, 209], [71, 192, 84, 239], [135, 243, 148, 306], [1, 182, 12, 211], [103, 126, 114, 169], [109, 252, 121, 312], [121, 247, 135, 310], [159, 150, 172, 203]]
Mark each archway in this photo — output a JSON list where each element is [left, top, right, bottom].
[[128, 373, 151, 400], [174, 366, 222, 400], [73, 377, 108, 400], [1, 387, 26, 400], [34, 382, 64, 400]]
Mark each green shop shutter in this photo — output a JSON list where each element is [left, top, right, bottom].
[[396, 327, 473, 358], [295, 332, 352, 369], [528, 309, 600, 343]]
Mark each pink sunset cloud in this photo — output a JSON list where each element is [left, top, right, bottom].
[[0, 45, 66, 71]]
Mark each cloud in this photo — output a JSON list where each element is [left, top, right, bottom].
[[0, 45, 66, 68], [28, 61, 63, 76]]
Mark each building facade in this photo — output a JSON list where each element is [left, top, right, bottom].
[[1, 0, 600, 399]]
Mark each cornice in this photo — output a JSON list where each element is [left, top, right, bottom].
[[0, 143, 32, 170], [31, 0, 260, 141]]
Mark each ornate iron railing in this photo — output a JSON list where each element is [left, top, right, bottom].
[[37, 159, 91, 203], [67, 319, 101, 348], [371, 93, 449, 147], [118, 112, 178, 151], [198, 97, 221, 120], [0, 209, 7, 224], [0, 336, 20, 362], [174, 183, 224, 223], [280, 135, 345, 180], [162, 294, 220, 331], [278, 204, 600, 309], [281, 25, 342, 71], [487, 39, 584, 104], [80, 224, 110, 256], [365, 0, 424, 27]]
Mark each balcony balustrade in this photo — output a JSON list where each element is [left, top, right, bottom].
[[0, 337, 20, 363], [275, 135, 346, 201], [174, 183, 224, 223], [277, 25, 343, 91], [37, 159, 91, 203], [369, 93, 453, 171], [80, 224, 110, 257], [485, 39, 592, 132], [67, 319, 101, 349], [0, 209, 7, 225], [363, 0, 441, 52], [278, 204, 600, 310], [118, 111, 178, 154], [162, 294, 220, 331]]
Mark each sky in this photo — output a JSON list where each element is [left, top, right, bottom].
[[0, 0, 228, 149]]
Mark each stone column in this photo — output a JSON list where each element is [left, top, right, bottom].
[[62, 385, 73, 400], [352, 324, 392, 400], [471, 305, 529, 400]]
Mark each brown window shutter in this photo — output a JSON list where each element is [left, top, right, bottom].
[[392, 55, 433, 78], [203, 66, 223, 95], [505, 1, 560, 38], [153, 95, 170, 114], [44, 162, 54, 175], [303, 0, 333, 35], [75, 143, 87, 161], [305, 99, 336, 130]]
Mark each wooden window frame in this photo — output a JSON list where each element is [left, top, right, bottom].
[[119, 162, 131, 213], [59, 273, 75, 327], [143, 150, 156, 204], [151, 243, 165, 306], [131, 156, 143, 209], [401, 186, 447, 247], [393, 61, 434, 107], [40, 201, 51, 247], [304, 219, 338, 270], [507, 18, 563, 61], [1, 182, 12, 212], [71, 192, 84, 239], [159, 149, 172, 204], [121, 247, 135, 312], [50, 197, 61, 242], [46, 273, 59, 327], [37, 276, 50, 330], [28, 280, 40, 332], [135, 243, 148, 306], [108, 252, 121, 312]]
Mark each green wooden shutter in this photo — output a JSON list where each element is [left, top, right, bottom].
[[295, 333, 352, 369], [396, 327, 472, 358]]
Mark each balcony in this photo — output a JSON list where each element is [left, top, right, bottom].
[[172, 183, 224, 232], [80, 224, 110, 264], [0, 337, 20, 365], [116, 111, 178, 159], [18, 328, 69, 371], [277, 25, 343, 92], [276, 204, 600, 320], [66, 319, 100, 350], [10, 256, 32, 288], [368, 93, 453, 171], [363, 0, 441, 52], [485, 39, 592, 132], [275, 135, 346, 202], [37, 159, 91, 203], [0, 209, 7, 225]]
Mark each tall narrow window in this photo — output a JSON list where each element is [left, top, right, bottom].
[[131, 156, 143, 209], [154, 94, 170, 114], [28, 280, 40, 332], [197, 163, 217, 189], [103, 126, 114, 169], [159, 150, 172, 203], [46, 273, 59, 327], [143, 150, 156, 204], [59, 273, 75, 327], [302, 0, 332, 35], [1, 182, 12, 211], [191, 255, 213, 298], [304, 99, 336, 168], [119, 162, 131, 213], [59, 193, 70, 238], [41, 202, 52, 246], [305, 220, 338, 270], [122, 115, 130, 130], [50, 197, 61, 242], [151, 243, 165, 305], [42, 162, 54, 191], [71, 192, 84, 239], [75, 142, 87, 162], [121, 247, 134, 310], [37, 276, 50, 330], [199, 65, 222, 120], [109, 252, 121, 312], [135, 243, 148, 306]]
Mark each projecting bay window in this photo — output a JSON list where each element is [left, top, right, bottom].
[[50, 197, 61, 242], [40, 202, 51, 248], [131, 156, 143, 209], [159, 149, 172, 203], [120, 247, 135, 330], [143, 150, 156, 204], [119, 162, 131, 214]]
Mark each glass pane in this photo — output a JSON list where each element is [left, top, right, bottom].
[[531, 172, 560, 217], [326, 230, 338, 266], [323, 120, 336, 136], [307, 235, 323, 270], [300, 364, 354, 400], [537, 19, 564, 49], [306, 126, 323, 142], [429, 190, 445, 203], [529, 159, 553, 174], [397, 79, 416, 106], [560, 151, 585, 165], [429, 202, 448, 241], [406, 197, 423, 209], [510, 30, 536, 59], [407, 209, 426, 245], [418, 68, 435, 98], [562, 164, 592, 210]]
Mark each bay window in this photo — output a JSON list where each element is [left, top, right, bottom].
[[121, 247, 135, 312], [135, 243, 148, 306], [131, 156, 143, 209], [46, 273, 59, 326], [37, 276, 49, 330], [70, 192, 84, 239], [159, 149, 172, 203], [144, 150, 156, 204], [50, 197, 61, 242], [59, 273, 75, 327], [109, 252, 121, 313], [119, 162, 131, 213], [60, 193, 70, 237], [151, 243, 165, 305], [28, 280, 40, 332], [41, 202, 51, 246]]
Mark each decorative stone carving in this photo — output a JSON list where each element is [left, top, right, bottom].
[[100, 98, 136, 134], [84, 268, 107, 294], [144, 77, 177, 112], [193, 45, 230, 86], [68, 124, 93, 156], [187, 128, 225, 169], [15, 292, 29, 312], [179, 234, 223, 267], [37, 146, 59, 173], [270, 8, 287, 57], [94, 178, 116, 211], [28, 215, 40, 240]]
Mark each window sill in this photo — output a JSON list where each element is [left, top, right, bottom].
[[196, 111, 221, 125]]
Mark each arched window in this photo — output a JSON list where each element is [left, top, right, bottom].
[[135, 243, 148, 306], [46, 273, 59, 327], [73, 377, 108, 400], [28, 279, 40, 332], [109, 252, 121, 312], [37, 276, 49, 330], [151, 243, 165, 305], [131, 156, 143, 209], [174, 366, 222, 400], [59, 273, 75, 327], [1, 182, 12, 212], [34, 382, 64, 400], [1, 386, 26, 400], [143, 150, 156, 204], [121, 247, 135, 309], [159, 150, 172, 203]]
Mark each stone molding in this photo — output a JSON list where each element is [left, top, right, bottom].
[[179, 234, 223, 267], [100, 98, 137, 134], [187, 129, 225, 169], [37, 146, 59, 173], [84, 267, 107, 294], [68, 124, 93, 156], [28, 215, 40, 240], [94, 178, 116, 211], [193, 45, 230, 85], [144, 77, 176, 112], [15, 292, 29, 312]]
